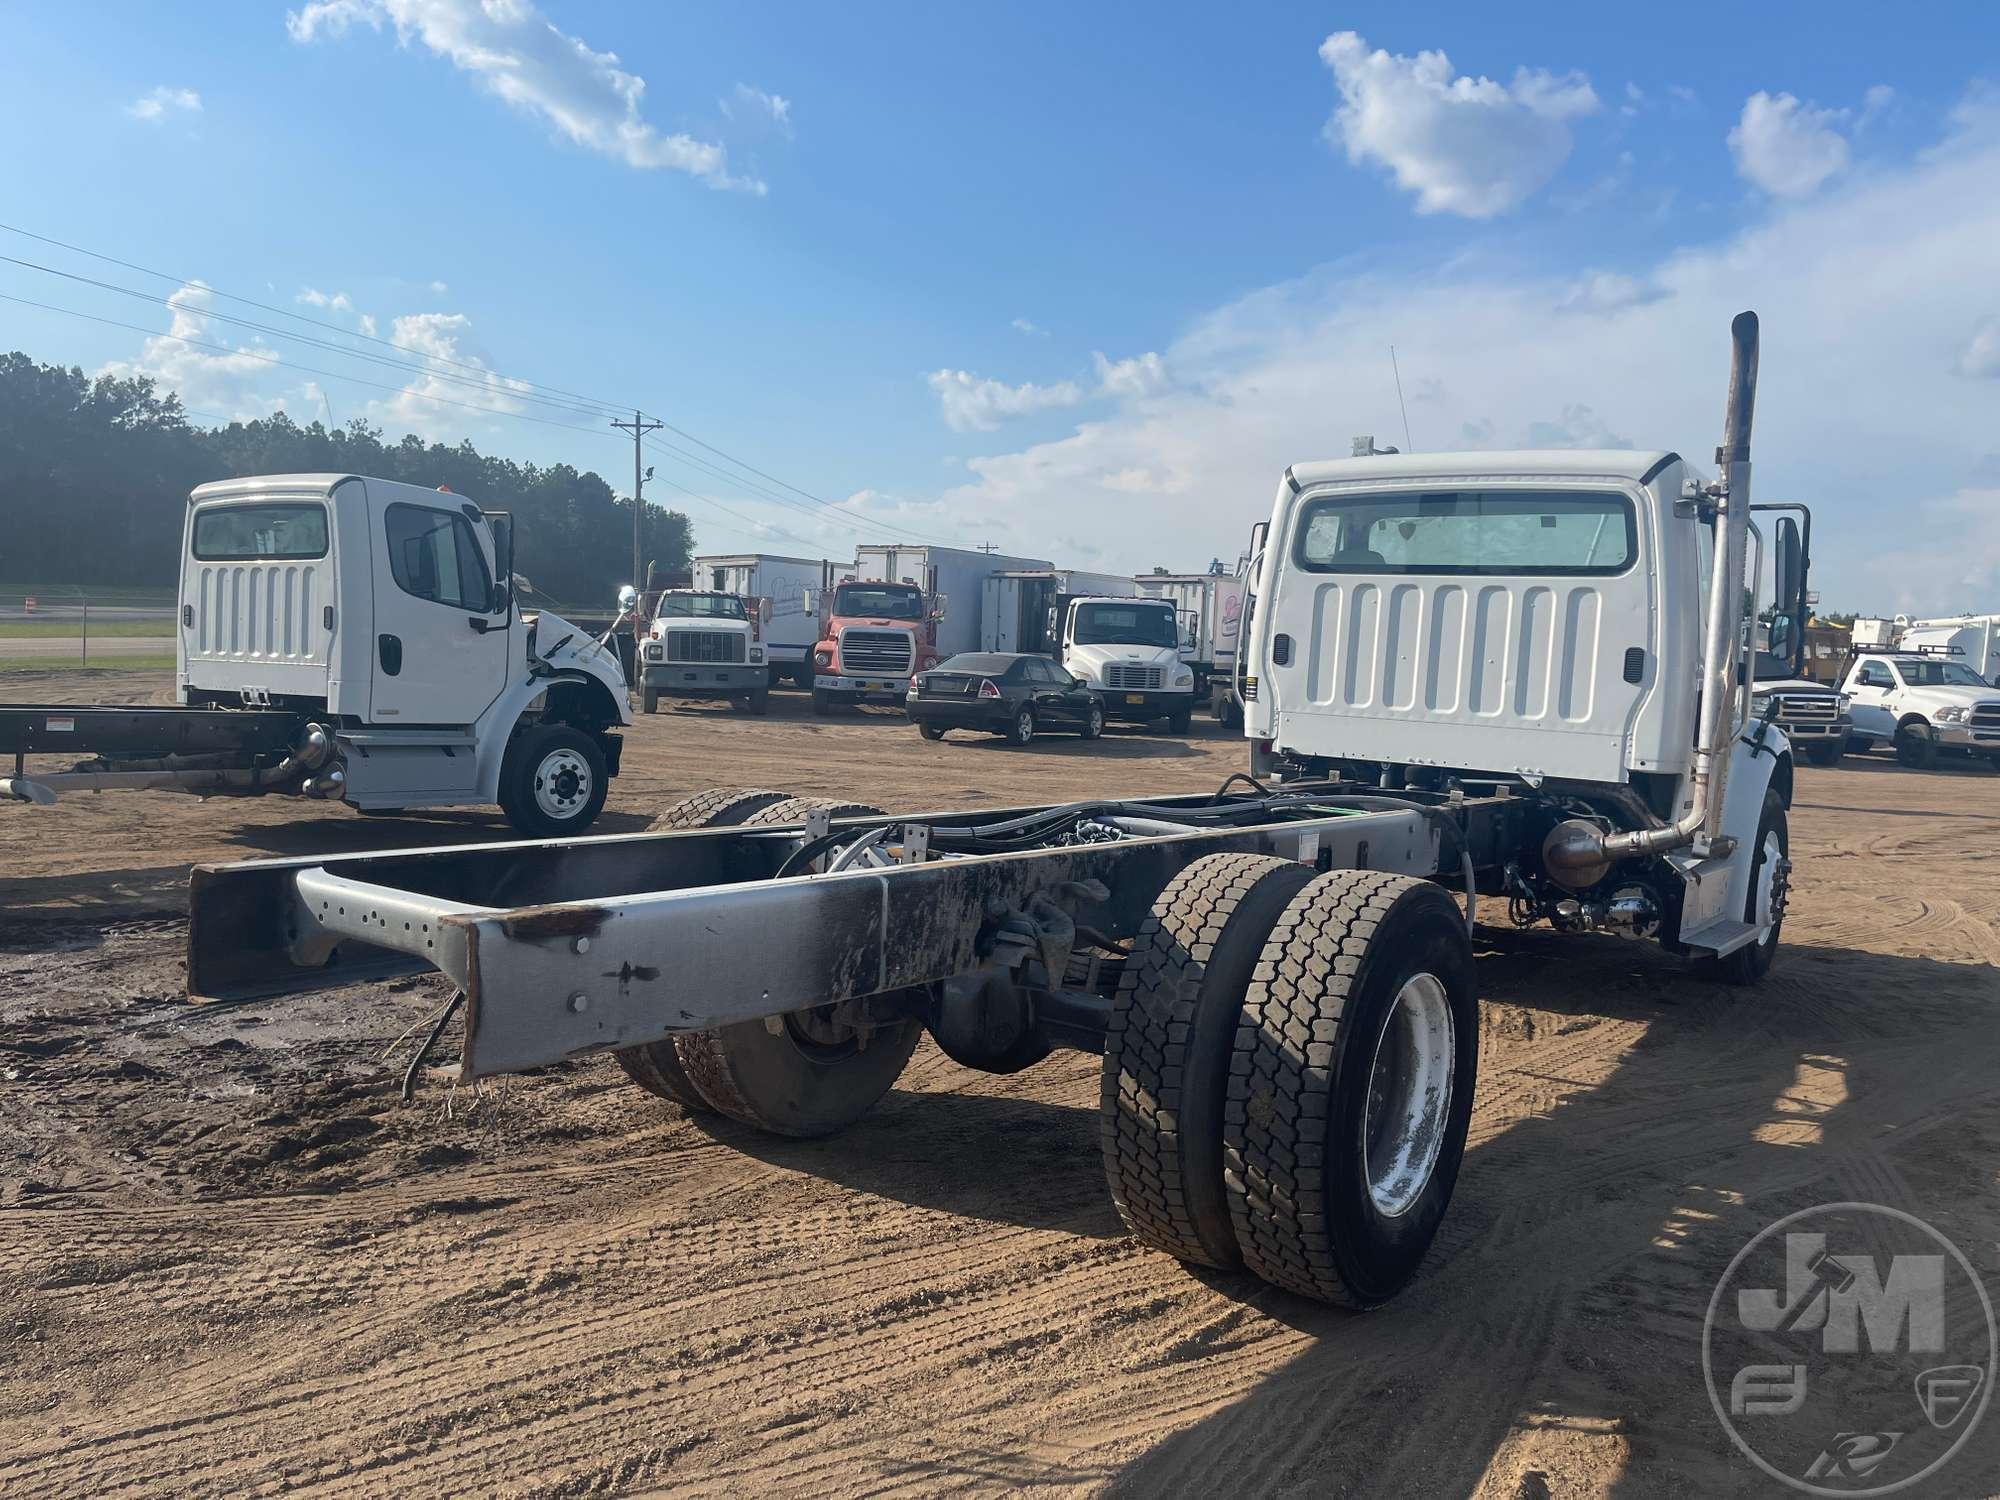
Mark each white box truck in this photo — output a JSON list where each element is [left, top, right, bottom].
[[693, 553, 840, 687], [1136, 568, 1248, 721], [980, 569, 1135, 655], [1900, 615, 2000, 685]]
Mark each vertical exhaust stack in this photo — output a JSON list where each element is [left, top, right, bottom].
[[1599, 311, 1758, 863]]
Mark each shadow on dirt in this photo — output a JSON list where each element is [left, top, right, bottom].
[[694, 1086, 1127, 1242], [1106, 938, 2000, 1495]]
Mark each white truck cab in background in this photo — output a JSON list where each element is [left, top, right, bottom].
[[692, 552, 832, 687], [173, 473, 631, 833], [636, 589, 768, 715], [1060, 595, 1196, 731]]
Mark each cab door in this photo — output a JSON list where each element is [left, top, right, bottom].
[[368, 492, 509, 725]]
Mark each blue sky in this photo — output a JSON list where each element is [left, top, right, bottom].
[[2, 2, 1996, 609]]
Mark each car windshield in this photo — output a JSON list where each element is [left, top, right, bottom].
[[657, 593, 745, 620], [1895, 660, 1986, 687], [834, 583, 924, 620], [1073, 602, 1177, 647]]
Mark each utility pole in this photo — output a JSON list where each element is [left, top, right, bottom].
[[977, 541, 999, 555], [611, 409, 664, 589]]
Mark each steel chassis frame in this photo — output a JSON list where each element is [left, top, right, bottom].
[[187, 788, 1508, 1081]]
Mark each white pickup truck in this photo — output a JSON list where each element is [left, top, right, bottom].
[[1837, 650, 2000, 768]]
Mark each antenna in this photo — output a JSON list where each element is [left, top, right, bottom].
[[1390, 345, 1414, 453]]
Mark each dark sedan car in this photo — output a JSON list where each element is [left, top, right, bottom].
[[905, 652, 1106, 744]]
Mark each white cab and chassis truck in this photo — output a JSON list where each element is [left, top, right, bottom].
[[1136, 568, 1248, 720], [1, 474, 633, 836], [978, 572, 1196, 729], [183, 315, 1795, 1311]]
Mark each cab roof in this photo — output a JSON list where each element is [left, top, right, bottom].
[[188, 474, 474, 506], [1286, 450, 1679, 490]]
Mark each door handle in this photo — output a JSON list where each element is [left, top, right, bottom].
[[1272, 633, 1294, 667], [467, 615, 493, 634]]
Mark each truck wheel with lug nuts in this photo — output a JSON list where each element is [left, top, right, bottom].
[[1102, 853, 1317, 1269], [1703, 788, 1789, 986], [1895, 720, 1939, 769], [656, 796, 923, 1136], [1008, 706, 1036, 745], [1224, 871, 1478, 1308], [498, 724, 609, 838]]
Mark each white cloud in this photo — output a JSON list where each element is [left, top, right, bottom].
[[1520, 404, 1631, 449], [126, 86, 201, 122], [1317, 31, 1598, 217], [358, 313, 379, 338], [1558, 271, 1662, 315], [1957, 316, 2000, 379], [97, 283, 287, 420], [925, 96, 2000, 610], [285, 0, 762, 192], [1011, 317, 1048, 337], [724, 83, 792, 137], [926, 369, 1085, 432], [1729, 91, 1851, 197], [296, 287, 354, 312], [1092, 350, 1168, 399], [429, 279, 449, 295], [364, 311, 530, 435], [1857, 84, 1896, 133]]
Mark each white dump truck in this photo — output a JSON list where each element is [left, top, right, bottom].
[[184, 312, 1798, 1315], [692, 552, 835, 687], [2, 474, 632, 835]]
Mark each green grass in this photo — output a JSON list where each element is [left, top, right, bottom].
[[0, 656, 176, 673], [0, 620, 175, 639]]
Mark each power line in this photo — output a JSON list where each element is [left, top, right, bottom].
[[0, 290, 624, 441], [0, 220, 630, 419], [1, 253, 623, 425], [2, 218, 967, 548]]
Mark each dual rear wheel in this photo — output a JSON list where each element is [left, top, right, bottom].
[[1102, 853, 1478, 1307]]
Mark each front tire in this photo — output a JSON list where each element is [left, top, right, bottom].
[[1706, 788, 1789, 986], [1800, 740, 1842, 767], [498, 725, 609, 837], [1168, 706, 1193, 735], [1009, 706, 1036, 746], [919, 723, 946, 741], [1224, 872, 1478, 1308], [1895, 722, 1939, 768], [742, 689, 769, 716], [640, 686, 659, 715], [811, 687, 835, 716], [1079, 702, 1105, 740]]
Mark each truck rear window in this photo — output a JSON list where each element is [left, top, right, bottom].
[[1294, 490, 1636, 576], [191, 503, 329, 561]]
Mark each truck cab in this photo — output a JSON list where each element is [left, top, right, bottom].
[[637, 589, 767, 715], [1060, 595, 1196, 731], [170, 473, 631, 834], [1245, 309, 1805, 979], [1838, 650, 2000, 768], [811, 577, 941, 712]]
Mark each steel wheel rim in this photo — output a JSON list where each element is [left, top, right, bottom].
[[532, 748, 591, 819], [1753, 828, 1784, 931], [1362, 972, 1455, 1219]]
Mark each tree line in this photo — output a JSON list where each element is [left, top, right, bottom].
[[0, 353, 693, 606]]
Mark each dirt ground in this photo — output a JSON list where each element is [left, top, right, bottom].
[[3, 666, 1999, 1497]]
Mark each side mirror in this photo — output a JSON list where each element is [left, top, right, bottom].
[[617, 584, 639, 614], [801, 587, 815, 613], [931, 594, 949, 622], [759, 596, 773, 623]]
